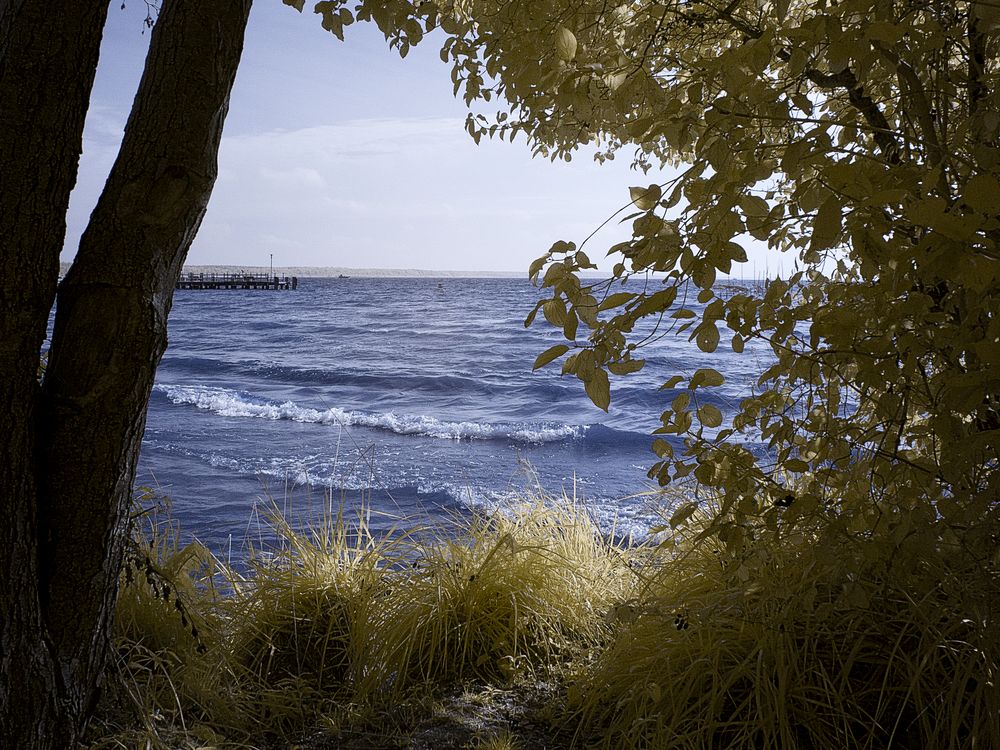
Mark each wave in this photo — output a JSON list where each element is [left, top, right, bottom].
[[140, 437, 665, 540], [163, 357, 678, 418], [164, 357, 508, 398], [153, 384, 584, 444], [247, 361, 500, 396]]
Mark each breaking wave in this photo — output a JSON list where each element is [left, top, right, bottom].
[[154, 384, 585, 444]]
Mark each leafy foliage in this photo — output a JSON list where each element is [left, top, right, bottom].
[[323, 0, 997, 540], [289, 0, 999, 537]]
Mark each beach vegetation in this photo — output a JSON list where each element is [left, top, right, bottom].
[[88, 490, 999, 748], [90, 493, 637, 746], [568, 504, 1000, 749]]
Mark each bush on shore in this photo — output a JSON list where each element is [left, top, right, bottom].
[[569, 503, 999, 749]]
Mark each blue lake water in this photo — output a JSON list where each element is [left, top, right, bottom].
[[139, 277, 768, 554]]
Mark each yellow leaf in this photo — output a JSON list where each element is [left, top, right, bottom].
[[629, 184, 661, 210], [528, 256, 547, 280], [563, 309, 578, 340], [866, 21, 904, 44], [690, 367, 725, 388], [524, 300, 543, 328], [660, 375, 685, 390], [533, 344, 569, 370], [669, 501, 699, 528], [697, 404, 723, 428], [692, 261, 716, 289], [739, 195, 769, 217], [652, 438, 673, 457], [963, 174, 1000, 214], [542, 299, 566, 326], [555, 26, 578, 61], [598, 292, 634, 311], [604, 71, 627, 90], [810, 194, 843, 251], [608, 359, 645, 375], [561, 353, 578, 375], [695, 323, 720, 353], [584, 368, 611, 411]]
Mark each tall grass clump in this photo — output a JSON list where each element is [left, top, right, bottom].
[[95, 497, 242, 747], [354, 499, 636, 700], [93, 491, 641, 745], [567, 500, 1000, 749], [223, 504, 408, 733]]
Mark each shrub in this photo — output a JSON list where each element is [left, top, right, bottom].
[[569, 506, 1000, 749]]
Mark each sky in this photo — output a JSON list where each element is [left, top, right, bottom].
[[65, 1, 780, 275]]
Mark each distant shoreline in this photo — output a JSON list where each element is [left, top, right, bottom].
[[57, 262, 764, 283], [58, 261, 524, 279], [189, 266, 526, 279]]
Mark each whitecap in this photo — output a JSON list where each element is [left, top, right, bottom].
[[154, 384, 584, 444]]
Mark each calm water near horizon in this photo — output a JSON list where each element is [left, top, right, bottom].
[[138, 276, 769, 555]]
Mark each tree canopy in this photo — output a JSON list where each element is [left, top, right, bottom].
[[295, 0, 1000, 539]]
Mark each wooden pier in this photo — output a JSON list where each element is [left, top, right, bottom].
[[175, 272, 298, 291]]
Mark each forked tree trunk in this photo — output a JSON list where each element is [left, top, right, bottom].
[[0, 1, 110, 744], [0, 1, 252, 746]]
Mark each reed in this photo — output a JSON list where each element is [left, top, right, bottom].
[[95, 497, 243, 747], [223, 502, 410, 733]]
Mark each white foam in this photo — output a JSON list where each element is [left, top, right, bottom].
[[155, 384, 582, 444], [454, 484, 662, 540]]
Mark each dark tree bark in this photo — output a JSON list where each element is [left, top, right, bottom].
[[0, 0, 253, 746], [0, 2, 110, 745]]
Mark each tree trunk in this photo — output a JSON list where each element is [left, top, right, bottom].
[[0, 1, 109, 745], [1, 0, 253, 746]]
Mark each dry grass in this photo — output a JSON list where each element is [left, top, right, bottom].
[[567, 506, 1000, 749], [354, 500, 635, 698], [89, 492, 1000, 749]]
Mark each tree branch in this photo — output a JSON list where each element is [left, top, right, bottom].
[[968, 8, 988, 133], [874, 42, 944, 170], [802, 65, 902, 164]]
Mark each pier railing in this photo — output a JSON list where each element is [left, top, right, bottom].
[[175, 272, 298, 290]]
